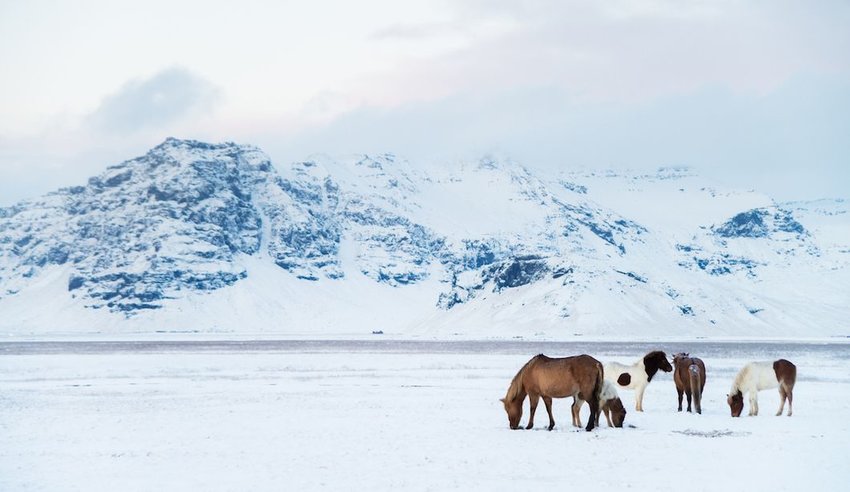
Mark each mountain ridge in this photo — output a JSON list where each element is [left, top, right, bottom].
[[1, 138, 847, 338]]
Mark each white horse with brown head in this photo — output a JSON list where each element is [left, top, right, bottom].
[[571, 379, 627, 428], [727, 359, 796, 417]]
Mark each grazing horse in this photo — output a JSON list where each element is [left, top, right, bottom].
[[571, 379, 627, 428], [727, 359, 796, 417], [604, 351, 673, 411], [672, 353, 706, 414], [501, 354, 604, 432]]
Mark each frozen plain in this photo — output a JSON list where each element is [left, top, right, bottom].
[[1, 339, 848, 491]]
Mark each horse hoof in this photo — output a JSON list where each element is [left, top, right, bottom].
[[526, 424, 534, 430]]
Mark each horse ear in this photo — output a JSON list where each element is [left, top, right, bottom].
[[499, 398, 505, 403]]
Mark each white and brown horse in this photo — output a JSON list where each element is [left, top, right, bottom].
[[571, 379, 627, 428], [501, 354, 604, 432], [727, 359, 796, 417], [672, 353, 706, 414], [604, 351, 673, 411]]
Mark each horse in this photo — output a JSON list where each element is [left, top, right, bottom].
[[672, 353, 706, 414], [571, 379, 627, 428], [501, 354, 604, 432], [727, 359, 796, 417], [604, 351, 673, 411]]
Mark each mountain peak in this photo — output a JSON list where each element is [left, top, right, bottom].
[[156, 136, 236, 151]]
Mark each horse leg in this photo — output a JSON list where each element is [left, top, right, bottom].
[[526, 393, 540, 429], [603, 404, 613, 428], [586, 395, 600, 432], [749, 393, 758, 416], [571, 399, 582, 428], [786, 386, 793, 417], [544, 396, 555, 430], [677, 387, 684, 412], [686, 389, 693, 413], [635, 385, 645, 412], [776, 386, 786, 416]]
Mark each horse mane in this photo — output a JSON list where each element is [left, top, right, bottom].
[[729, 367, 746, 395], [505, 354, 543, 402]]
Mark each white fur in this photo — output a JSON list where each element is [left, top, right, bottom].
[[729, 361, 789, 416], [572, 380, 622, 428], [599, 379, 619, 402], [604, 358, 652, 411]]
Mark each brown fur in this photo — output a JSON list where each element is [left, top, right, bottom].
[[572, 395, 627, 429], [644, 350, 674, 381], [601, 397, 627, 428], [501, 354, 604, 432], [728, 390, 744, 417], [672, 353, 706, 414], [727, 359, 797, 417], [773, 359, 796, 416]]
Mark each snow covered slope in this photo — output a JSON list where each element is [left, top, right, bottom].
[[0, 138, 847, 337]]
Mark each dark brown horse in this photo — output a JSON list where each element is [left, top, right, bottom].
[[672, 353, 706, 414], [501, 354, 604, 432]]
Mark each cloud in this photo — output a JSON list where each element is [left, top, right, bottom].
[[87, 67, 219, 134], [0, 67, 222, 206], [265, 74, 850, 202], [371, 22, 457, 40], [362, 0, 850, 106], [2, 2, 848, 206]]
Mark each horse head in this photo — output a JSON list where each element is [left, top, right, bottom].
[[608, 397, 627, 428], [500, 397, 523, 429], [643, 351, 673, 380], [672, 352, 689, 363], [727, 391, 744, 417]]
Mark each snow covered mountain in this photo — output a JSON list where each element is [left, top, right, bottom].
[[1, 138, 847, 337]]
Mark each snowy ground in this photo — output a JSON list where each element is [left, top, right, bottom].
[[1, 340, 848, 491]]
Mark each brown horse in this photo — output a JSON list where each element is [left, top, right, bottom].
[[501, 354, 604, 432], [672, 353, 706, 414]]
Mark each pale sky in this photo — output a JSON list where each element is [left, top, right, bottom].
[[1, 0, 848, 205]]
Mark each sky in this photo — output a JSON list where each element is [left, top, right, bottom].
[[1, 0, 848, 205]]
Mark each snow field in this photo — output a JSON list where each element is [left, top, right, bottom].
[[1, 342, 848, 491]]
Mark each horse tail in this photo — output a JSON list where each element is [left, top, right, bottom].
[[689, 363, 702, 414], [585, 361, 603, 432], [505, 354, 540, 402]]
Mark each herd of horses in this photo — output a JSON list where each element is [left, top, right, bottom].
[[501, 350, 797, 431]]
